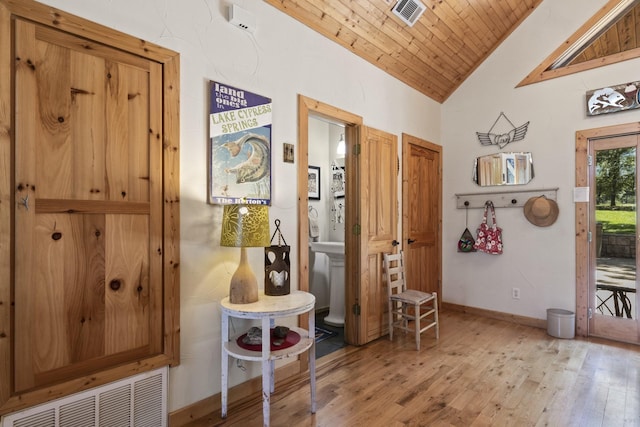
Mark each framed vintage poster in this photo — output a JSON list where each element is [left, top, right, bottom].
[[308, 166, 320, 200], [209, 81, 272, 205]]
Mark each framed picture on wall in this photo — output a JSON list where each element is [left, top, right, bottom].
[[283, 143, 294, 163], [332, 166, 345, 198], [308, 166, 320, 200], [208, 80, 272, 205]]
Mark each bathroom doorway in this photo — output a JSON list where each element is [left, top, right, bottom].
[[307, 116, 347, 357], [297, 95, 400, 350], [296, 95, 363, 350]]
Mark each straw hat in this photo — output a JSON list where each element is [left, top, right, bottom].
[[523, 196, 559, 227]]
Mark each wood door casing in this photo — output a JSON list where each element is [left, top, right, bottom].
[[358, 127, 398, 344], [402, 134, 442, 301], [0, 0, 180, 414]]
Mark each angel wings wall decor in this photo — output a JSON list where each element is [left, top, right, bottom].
[[476, 112, 529, 149]]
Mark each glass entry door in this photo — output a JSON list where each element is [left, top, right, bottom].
[[590, 134, 640, 343]]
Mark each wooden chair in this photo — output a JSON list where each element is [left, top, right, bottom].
[[383, 251, 439, 350]]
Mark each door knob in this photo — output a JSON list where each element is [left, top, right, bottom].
[[408, 238, 416, 244], [392, 240, 400, 246]]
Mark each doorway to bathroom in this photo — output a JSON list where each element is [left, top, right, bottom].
[[307, 116, 348, 358], [297, 95, 363, 354], [297, 95, 400, 353]]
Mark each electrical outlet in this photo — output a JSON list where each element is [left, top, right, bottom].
[[512, 287, 520, 299]]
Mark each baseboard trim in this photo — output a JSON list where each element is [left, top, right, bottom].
[[443, 302, 546, 330]]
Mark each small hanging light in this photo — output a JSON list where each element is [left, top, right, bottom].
[[336, 133, 346, 158]]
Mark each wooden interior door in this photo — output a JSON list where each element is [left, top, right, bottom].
[[0, 0, 179, 414], [13, 18, 163, 392], [402, 134, 442, 301], [357, 126, 398, 344]]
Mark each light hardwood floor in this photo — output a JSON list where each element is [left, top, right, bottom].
[[183, 310, 640, 426]]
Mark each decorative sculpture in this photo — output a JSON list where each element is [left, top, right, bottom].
[[476, 112, 529, 149]]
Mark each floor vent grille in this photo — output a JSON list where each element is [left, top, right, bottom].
[[1, 367, 167, 427]]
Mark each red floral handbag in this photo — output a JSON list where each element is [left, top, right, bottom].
[[473, 201, 503, 255]]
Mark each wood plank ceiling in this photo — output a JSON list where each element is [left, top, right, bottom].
[[567, 2, 640, 67], [264, 0, 544, 103], [518, 0, 640, 87]]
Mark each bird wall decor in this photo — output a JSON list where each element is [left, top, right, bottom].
[[476, 112, 529, 149]]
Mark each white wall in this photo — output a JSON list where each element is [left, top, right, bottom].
[[37, 0, 441, 412], [442, 0, 640, 319]]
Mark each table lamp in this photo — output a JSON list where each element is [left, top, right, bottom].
[[220, 204, 270, 304]]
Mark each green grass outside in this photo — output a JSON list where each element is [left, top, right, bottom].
[[596, 209, 636, 234]]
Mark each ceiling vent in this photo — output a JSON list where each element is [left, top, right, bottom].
[[392, 0, 426, 27]]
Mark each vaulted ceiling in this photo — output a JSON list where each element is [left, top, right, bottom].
[[264, 0, 544, 103], [264, 0, 640, 103], [569, 3, 640, 67]]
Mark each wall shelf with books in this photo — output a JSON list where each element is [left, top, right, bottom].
[[455, 188, 558, 209]]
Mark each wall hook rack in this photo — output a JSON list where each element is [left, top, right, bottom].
[[455, 187, 558, 209]]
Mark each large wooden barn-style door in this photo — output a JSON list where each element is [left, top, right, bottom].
[[13, 18, 163, 392], [0, 0, 179, 415]]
